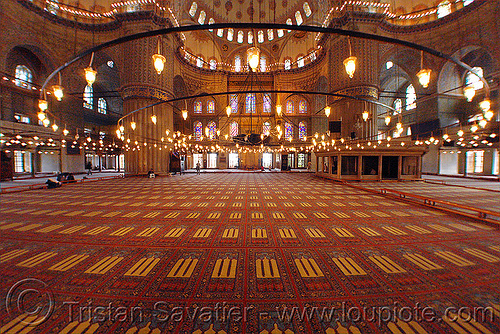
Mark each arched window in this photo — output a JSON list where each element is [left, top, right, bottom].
[[284, 122, 293, 140], [198, 10, 206, 24], [47, 0, 59, 15], [237, 31, 244, 43], [310, 51, 317, 61], [260, 56, 266, 72], [227, 28, 234, 41], [284, 58, 291, 70], [405, 84, 416, 110], [258, 30, 264, 43], [295, 11, 303, 25], [393, 98, 402, 115], [230, 94, 238, 113], [465, 67, 484, 90], [246, 93, 256, 113], [263, 94, 271, 113], [14, 65, 32, 89], [267, 29, 274, 41], [303, 2, 312, 17], [196, 57, 204, 68], [286, 100, 294, 114], [286, 18, 292, 32], [217, 29, 224, 37], [207, 100, 215, 113], [98, 98, 107, 114], [463, 0, 473, 6], [209, 59, 217, 70], [83, 85, 93, 109], [298, 121, 307, 140], [263, 122, 271, 136], [189, 2, 197, 17], [230, 121, 239, 137], [297, 56, 304, 68], [248, 31, 253, 44], [194, 121, 202, 140], [194, 101, 202, 113], [298, 100, 307, 113], [208, 121, 217, 139], [277, 29, 284, 38], [437, 1, 451, 18], [208, 18, 215, 31]]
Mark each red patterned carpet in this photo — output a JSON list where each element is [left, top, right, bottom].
[[1, 173, 500, 334]]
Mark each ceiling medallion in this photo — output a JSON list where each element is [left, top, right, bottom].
[[214, 0, 221, 8], [222, 44, 228, 52], [224, 1, 232, 12], [236, 11, 242, 19], [282, 0, 288, 8]]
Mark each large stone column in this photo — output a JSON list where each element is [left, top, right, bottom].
[[119, 21, 174, 175]]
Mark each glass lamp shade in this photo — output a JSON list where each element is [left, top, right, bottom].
[[479, 119, 487, 128], [343, 56, 357, 78], [276, 104, 282, 117], [52, 123, 58, 132], [37, 112, 46, 121], [63, 129, 69, 136], [416, 68, 432, 88], [246, 47, 260, 71], [52, 85, 64, 101], [324, 106, 331, 118], [119, 125, 125, 132], [42, 118, 50, 127], [205, 127, 209, 137], [362, 111, 369, 121], [182, 109, 188, 120], [470, 124, 478, 133], [116, 129, 121, 137], [484, 110, 494, 121], [152, 54, 166, 75], [226, 106, 231, 117], [480, 99, 491, 112], [151, 115, 157, 125], [131, 122, 136, 130], [84, 67, 97, 86], [38, 99, 48, 111], [457, 129, 464, 137], [464, 86, 475, 102], [385, 115, 391, 126]]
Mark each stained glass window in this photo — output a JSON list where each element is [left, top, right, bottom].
[[196, 57, 204, 68], [394, 98, 402, 115], [209, 59, 217, 70], [260, 56, 266, 72], [47, 0, 59, 15], [286, 100, 294, 114], [237, 31, 244, 43], [98, 98, 107, 114], [207, 100, 215, 113], [267, 29, 274, 41], [258, 30, 264, 43], [405, 84, 416, 110], [285, 122, 293, 140], [83, 85, 93, 109], [234, 55, 241, 72], [284, 59, 291, 70], [263, 122, 271, 136], [230, 94, 238, 113], [299, 121, 307, 140], [189, 2, 197, 17], [295, 11, 303, 25], [14, 65, 32, 89], [303, 2, 312, 17], [263, 94, 271, 113], [227, 28, 234, 41], [194, 121, 202, 140], [297, 57, 304, 68], [437, 1, 451, 18], [277, 29, 284, 38], [298, 100, 307, 113], [248, 31, 253, 44], [194, 101, 202, 113], [246, 94, 256, 113], [208, 18, 215, 31], [208, 121, 217, 139], [217, 29, 224, 37], [286, 18, 292, 32], [230, 121, 239, 137], [198, 10, 206, 24], [465, 67, 484, 90]]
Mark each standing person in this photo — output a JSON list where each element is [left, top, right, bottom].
[[196, 161, 201, 175], [86, 161, 92, 175], [307, 161, 312, 172]]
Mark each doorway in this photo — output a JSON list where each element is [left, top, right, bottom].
[[207, 153, 218, 169], [228, 153, 239, 168], [382, 156, 399, 179], [262, 153, 273, 168]]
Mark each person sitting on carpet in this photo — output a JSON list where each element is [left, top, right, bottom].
[[147, 168, 155, 178], [46, 178, 62, 189]]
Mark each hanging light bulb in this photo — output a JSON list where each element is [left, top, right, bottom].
[[152, 37, 166, 75], [463, 86, 475, 102], [52, 85, 64, 101], [42, 118, 50, 127], [131, 122, 136, 130], [63, 128, 69, 136], [344, 56, 357, 79], [119, 125, 125, 133], [151, 115, 157, 125], [226, 106, 231, 117], [470, 124, 478, 133], [324, 106, 331, 118], [246, 46, 260, 71], [276, 104, 282, 117], [38, 112, 46, 121], [480, 99, 491, 112], [484, 110, 494, 121], [182, 109, 188, 120], [416, 51, 432, 88], [385, 115, 391, 126], [362, 110, 369, 121], [442, 133, 449, 140], [457, 129, 464, 137], [116, 129, 121, 137], [38, 99, 48, 111], [52, 123, 58, 132], [479, 119, 487, 128], [396, 122, 402, 130], [84, 67, 97, 86]]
